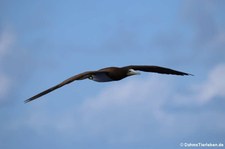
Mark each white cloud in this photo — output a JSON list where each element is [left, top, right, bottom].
[[72, 76, 181, 142], [0, 73, 11, 101], [196, 64, 225, 103], [21, 76, 174, 136], [0, 28, 14, 101], [0, 28, 14, 58], [81, 76, 170, 110], [175, 63, 225, 105]]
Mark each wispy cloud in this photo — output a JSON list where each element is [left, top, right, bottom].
[[0, 27, 14, 58], [182, 0, 225, 57], [198, 64, 225, 101], [0, 27, 14, 102], [0, 74, 11, 102], [21, 76, 175, 142], [176, 63, 225, 104]]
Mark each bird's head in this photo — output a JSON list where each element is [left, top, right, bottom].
[[126, 69, 140, 76]]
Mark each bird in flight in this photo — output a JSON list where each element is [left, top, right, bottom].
[[25, 65, 192, 103]]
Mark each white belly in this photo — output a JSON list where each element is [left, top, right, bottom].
[[90, 73, 114, 82]]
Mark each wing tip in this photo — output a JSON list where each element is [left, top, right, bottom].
[[24, 97, 37, 103], [24, 98, 32, 103], [185, 72, 194, 76], [180, 72, 194, 76]]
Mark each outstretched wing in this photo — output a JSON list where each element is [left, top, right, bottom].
[[24, 71, 95, 103], [123, 65, 192, 76]]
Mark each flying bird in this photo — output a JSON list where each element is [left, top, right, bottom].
[[25, 65, 192, 103]]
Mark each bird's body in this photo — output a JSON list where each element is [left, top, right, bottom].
[[90, 72, 115, 82], [25, 65, 192, 103], [91, 67, 129, 82]]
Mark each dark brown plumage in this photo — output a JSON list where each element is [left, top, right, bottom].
[[25, 65, 192, 103]]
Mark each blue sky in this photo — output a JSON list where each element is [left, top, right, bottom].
[[1, 0, 225, 148]]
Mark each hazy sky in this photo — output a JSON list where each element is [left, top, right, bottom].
[[1, 0, 225, 149]]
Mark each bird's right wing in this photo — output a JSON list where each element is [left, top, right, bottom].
[[24, 71, 95, 103]]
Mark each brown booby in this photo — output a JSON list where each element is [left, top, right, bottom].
[[25, 65, 192, 103]]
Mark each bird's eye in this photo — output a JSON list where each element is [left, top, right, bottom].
[[89, 75, 93, 80]]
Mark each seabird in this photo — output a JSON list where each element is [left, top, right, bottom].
[[25, 65, 192, 103]]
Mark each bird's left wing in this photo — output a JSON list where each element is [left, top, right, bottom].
[[123, 65, 192, 76], [24, 71, 95, 103]]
